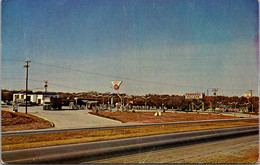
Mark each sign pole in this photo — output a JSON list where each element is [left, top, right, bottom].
[[111, 81, 123, 111]]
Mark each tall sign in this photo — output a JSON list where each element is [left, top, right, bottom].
[[111, 81, 122, 90]]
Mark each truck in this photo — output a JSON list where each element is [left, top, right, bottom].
[[43, 97, 62, 110]]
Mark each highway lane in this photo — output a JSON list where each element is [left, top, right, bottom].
[[2, 125, 258, 164], [83, 134, 259, 164]]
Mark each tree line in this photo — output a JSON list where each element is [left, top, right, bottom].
[[1, 89, 258, 112]]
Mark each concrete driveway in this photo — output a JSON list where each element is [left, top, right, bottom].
[[1, 105, 122, 129]]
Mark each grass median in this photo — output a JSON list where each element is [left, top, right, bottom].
[[1, 110, 53, 132], [2, 119, 258, 151]]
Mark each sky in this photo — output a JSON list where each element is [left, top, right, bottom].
[[1, 0, 259, 96]]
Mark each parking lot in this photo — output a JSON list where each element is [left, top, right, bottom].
[[1, 105, 122, 129]]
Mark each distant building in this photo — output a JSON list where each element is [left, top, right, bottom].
[[13, 93, 60, 105]]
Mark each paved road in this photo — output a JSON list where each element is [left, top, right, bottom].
[[2, 125, 258, 164], [83, 134, 259, 164], [1, 105, 122, 129], [1, 105, 257, 130]]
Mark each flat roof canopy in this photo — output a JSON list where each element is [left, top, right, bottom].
[[86, 101, 99, 104]]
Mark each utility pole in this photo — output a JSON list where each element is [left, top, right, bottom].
[[24, 60, 31, 114], [44, 80, 48, 92], [249, 90, 254, 97], [212, 88, 218, 96]]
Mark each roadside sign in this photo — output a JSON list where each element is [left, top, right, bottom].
[[111, 81, 122, 90], [114, 84, 119, 90], [205, 96, 212, 101], [244, 93, 251, 99], [185, 93, 205, 99]]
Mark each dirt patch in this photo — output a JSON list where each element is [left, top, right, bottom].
[[1, 110, 53, 132], [89, 111, 240, 123]]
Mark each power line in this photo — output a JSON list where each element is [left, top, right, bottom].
[[2, 59, 24, 62], [33, 61, 211, 89], [2, 59, 256, 92], [29, 79, 87, 91], [33, 62, 253, 91], [1, 78, 86, 91], [1, 78, 25, 80]]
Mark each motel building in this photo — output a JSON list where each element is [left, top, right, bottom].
[[13, 92, 60, 105]]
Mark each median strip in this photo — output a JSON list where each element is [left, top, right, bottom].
[[2, 125, 259, 164], [2, 119, 258, 151]]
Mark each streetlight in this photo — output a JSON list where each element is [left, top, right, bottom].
[[98, 94, 105, 110], [246, 100, 253, 113], [142, 96, 150, 110], [232, 102, 238, 109], [103, 92, 111, 110], [105, 94, 112, 111], [122, 95, 132, 111], [217, 101, 222, 112], [90, 93, 98, 108], [115, 93, 123, 111], [159, 97, 167, 112]]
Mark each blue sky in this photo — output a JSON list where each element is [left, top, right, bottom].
[[1, 0, 259, 96]]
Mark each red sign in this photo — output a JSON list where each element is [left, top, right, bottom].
[[114, 84, 119, 90], [205, 96, 212, 101], [111, 81, 122, 90], [185, 93, 205, 99]]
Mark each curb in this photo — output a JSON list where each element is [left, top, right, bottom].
[[28, 113, 55, 128]]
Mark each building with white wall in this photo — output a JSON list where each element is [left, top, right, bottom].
[[13, 93, 60, 105]]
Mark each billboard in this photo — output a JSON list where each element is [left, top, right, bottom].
[[185, 93, 205, 99]]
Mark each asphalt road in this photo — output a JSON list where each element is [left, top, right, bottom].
[[83, 134, 259, 164], [2, 125, 258, 164]]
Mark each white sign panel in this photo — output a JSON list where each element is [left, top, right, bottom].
[[185, 93, 205, 99]]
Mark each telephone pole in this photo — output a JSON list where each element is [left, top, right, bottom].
[[212, 88, 218, 96], [249, 90, 254, 97], [44, 80, 48, 92], [24, 60, 31, 114]]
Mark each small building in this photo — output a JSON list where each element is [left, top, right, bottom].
[[13, 93, 60, 105]]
